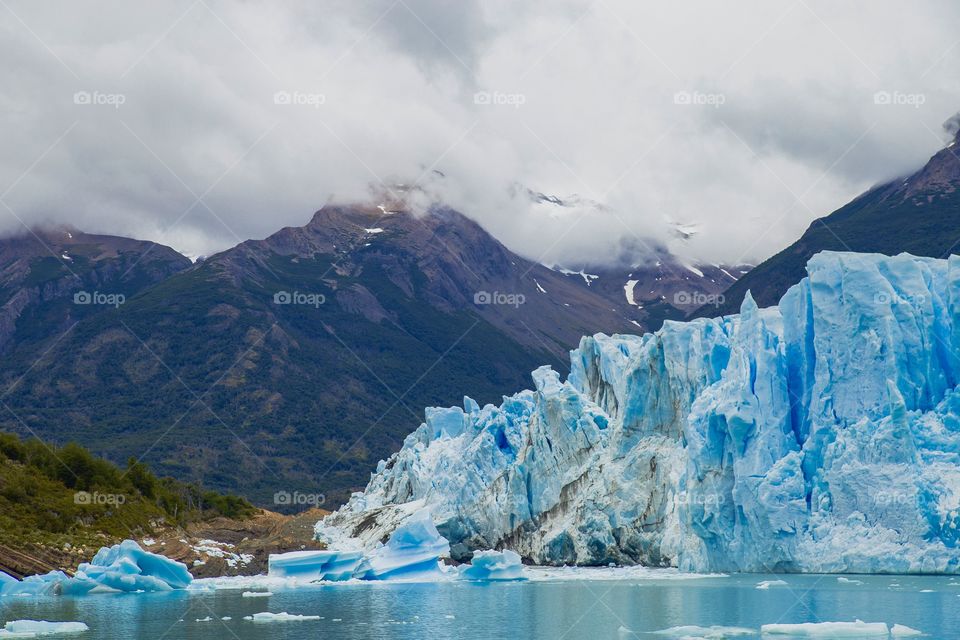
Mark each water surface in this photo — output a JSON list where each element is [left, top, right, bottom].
[[1, 572, 954, 639]]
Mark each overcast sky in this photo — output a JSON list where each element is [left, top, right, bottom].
[[1, 0, 959, 266]]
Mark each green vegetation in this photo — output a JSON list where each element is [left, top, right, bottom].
[[0, 432, 255, 551], [0, 247, 556, 507]]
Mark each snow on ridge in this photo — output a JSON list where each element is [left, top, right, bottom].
[[556, 267, 599, 285]]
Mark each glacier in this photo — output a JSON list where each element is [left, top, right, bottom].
[[322, 251, 960, 573]]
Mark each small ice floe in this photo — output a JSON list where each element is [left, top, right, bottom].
[[444, 615, 455, 619], [0, 620, 89, 636], [195, 617, 213, 622], [837, 577, 863, 585], [652, 625, 754, 637], [242, 591, 273, 598], [221, 617, 232, 621], [761, 620, 913, 636], [890, 624, 924, 637], [364, 228, 384, 234], [756, 579, 788, 589], [244, 612, 320, 623]]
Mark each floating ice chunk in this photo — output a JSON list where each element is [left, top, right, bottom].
[[244, 612, 321, 623], [0, 541, 191, 597], [268, 549, 363, 582], [0, 571, 84, 597], [0, 620, 89, 636], [653, 625, 754, 638], [75, 540, 192, 592], [837, 577, 863, 585], [756, 580, 788, 589], [241, 591, 273, 597], [356, 508, 449, 581], [890, 624, 923, 637], [459, 550, 525, 581], [760, 621, 890, 636]]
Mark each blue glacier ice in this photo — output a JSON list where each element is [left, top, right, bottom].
[[267, 549, 363, 582], [460, 549, 526, 581], [323, 252, 960, 573], [355, 508, 451, 580], [0, 540, 192, 596]]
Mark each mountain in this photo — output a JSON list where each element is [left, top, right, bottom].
[[705, 127, 960, 316], [552, 255, 750, 329], [324, 251, 960, 573], [0, 204, 663, 506], [0, 227, 191, 350]]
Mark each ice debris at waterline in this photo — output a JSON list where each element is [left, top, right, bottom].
[[267, 549, 363, 582], [0, 620, 89, 637], [460, 550, 525, 581], [0, 540, 191, 596], [270, 508, 518, 583], [323, 251, 960, 573], [355, 508, 450, 580]]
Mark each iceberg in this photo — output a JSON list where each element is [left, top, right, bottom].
[[0, 540, 191, 596], [267, 549, 363, 582], [75, 540, 192, 591], [459, 549, 525, 581], [323, 252, 960, 573], [355, 508, 450, 581]]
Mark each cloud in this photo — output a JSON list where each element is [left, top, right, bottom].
[[0, 0, 958, 265]]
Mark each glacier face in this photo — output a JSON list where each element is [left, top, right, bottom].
[[323, 252, 960, 573]]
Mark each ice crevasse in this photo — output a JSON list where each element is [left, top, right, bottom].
[[323, 251, 960, 573]]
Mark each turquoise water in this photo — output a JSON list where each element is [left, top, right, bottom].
[[1, 573, 956, 638]]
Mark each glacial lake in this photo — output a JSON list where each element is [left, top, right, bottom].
[[1, 571, 956, 639]]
